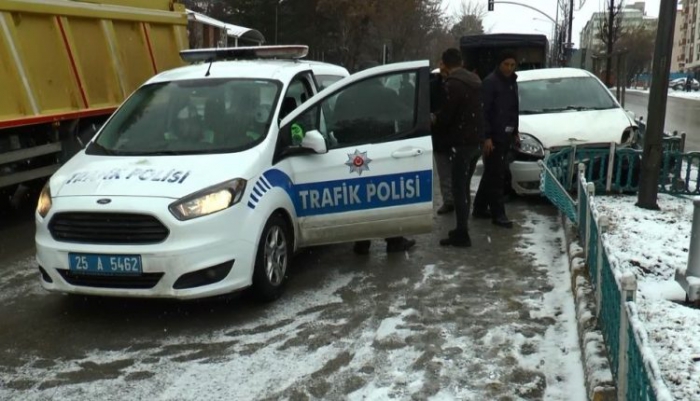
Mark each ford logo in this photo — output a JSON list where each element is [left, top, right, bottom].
[[96, 199, 112, 205]]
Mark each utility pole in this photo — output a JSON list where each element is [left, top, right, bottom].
[[567, 0, 574, 65], [605, 0, 615, 86], [637, 0, 678, 210]]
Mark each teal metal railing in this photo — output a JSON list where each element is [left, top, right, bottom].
[[541, 161, 674, 401]]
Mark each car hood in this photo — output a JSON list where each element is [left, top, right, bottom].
[[51, 149, 262, 199], [520, 108, 635, 149]]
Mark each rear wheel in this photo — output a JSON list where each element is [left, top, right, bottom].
[[252, 214, 292, 302]]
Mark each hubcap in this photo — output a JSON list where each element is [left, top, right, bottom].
[[264, 225, 287, 286]]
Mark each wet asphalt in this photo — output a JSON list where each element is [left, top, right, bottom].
[[624, 91, 700, 151], [0, 175, 580, 400]]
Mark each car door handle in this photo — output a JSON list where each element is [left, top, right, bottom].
[[391, 148, 424, 158]]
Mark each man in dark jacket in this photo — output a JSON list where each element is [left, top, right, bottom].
[[430, 66, 454, 214], [473, 50, 520, 229], [432, 48, 483, 247]]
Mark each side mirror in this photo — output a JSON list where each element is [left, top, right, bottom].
[[300, 130, 328, 154]]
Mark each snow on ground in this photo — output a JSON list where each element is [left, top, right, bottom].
[[595, 194, 700, 400], [513, 213, 587, 401], [626, 87, 700, 101], [1, 212, 587, 400]]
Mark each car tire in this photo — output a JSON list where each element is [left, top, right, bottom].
[[252, 213, 292, 302], [674, 85, 683, 91]]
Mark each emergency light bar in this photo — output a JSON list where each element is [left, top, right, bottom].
[[180, 45, 309, 63]]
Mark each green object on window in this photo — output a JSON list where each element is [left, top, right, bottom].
[[291, 123, 304, 146]]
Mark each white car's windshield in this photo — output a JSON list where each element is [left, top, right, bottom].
[[519, 76, 618, 115], [89, 78, 281, 156]]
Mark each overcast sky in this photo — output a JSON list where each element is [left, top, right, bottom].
[[442, 0, 663, 47]]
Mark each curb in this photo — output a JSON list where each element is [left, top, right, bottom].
[[561, 214, 617, 401]]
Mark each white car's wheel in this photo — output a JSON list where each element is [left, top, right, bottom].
[[252, 213, 291, 301]]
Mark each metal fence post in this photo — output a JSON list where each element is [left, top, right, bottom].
[[678, 198, 700, 301], [681, 132, 687, 153], [618, 273, 638, 401], [585, 182, 595, 263], [596, 216, 608, 318], [606, 142, 616, 192]]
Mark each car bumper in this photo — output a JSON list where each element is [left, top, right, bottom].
[[510, 160, 543, 195], [35, 196, 257, 300]]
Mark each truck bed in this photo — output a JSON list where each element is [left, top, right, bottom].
[[0, 0, 188, 130]]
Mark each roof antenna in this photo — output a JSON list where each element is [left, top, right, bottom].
[[205, 59, 214, 77]]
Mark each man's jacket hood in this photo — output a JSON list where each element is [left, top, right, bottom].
[[447, 68, 481, 88]]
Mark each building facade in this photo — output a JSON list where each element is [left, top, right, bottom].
[[680, 0, 700, 73], [579, 2, 657, 75]]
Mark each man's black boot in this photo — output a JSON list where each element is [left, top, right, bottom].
[[386, 237, 416, 253], [353, 240, 371, 255], [437, 204, 455, 215], [440, 230, 471, 247], [492, 216, 514, 229]]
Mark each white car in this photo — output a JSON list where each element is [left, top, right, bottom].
[[35, 46, 434, 301], [510, 68, 638, 195]]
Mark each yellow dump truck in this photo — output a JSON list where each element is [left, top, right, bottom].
[[0, 0, 189, 203]]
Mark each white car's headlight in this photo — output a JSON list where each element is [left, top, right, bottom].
[[37, 182, 52, 218], [621, 127, 638, 146], [517, 133, 545, 157], [169, 179, 247, 221]]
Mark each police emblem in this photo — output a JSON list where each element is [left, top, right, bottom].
[[345, 149, 372, 176]]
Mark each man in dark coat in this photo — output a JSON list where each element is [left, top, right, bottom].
[[432, 48, 483, 247], [473, 50, 520, 229], [430, 65, 454, 214]]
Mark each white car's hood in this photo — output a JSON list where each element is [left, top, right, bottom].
[[520, 108, 634, 149], [51, 149, 261, 199]]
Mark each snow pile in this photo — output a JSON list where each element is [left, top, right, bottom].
[[595, 194, 700, 400], [626, 87, 700, 101]]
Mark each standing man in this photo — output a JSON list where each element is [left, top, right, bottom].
[[432, 48, 483, 247], [430, 64, 453, 214], [473, 50, 520, 229]]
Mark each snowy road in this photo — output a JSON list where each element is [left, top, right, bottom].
[[0, 182, 586, 400]]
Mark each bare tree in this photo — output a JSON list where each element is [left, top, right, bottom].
[[597, 0, 624, 86], [615, 23, 655, 86], [449, 1, 485, 40]]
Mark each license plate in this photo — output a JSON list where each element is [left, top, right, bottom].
[[69, 253, 142, 275]]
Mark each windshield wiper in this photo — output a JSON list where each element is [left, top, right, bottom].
[[520, 109, 543, 114], [544, 106, 615, 113], [87, 142, 116, 155], [125, 150, 188, 156]]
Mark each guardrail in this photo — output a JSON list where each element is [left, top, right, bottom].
[[540, 152, 676, 400], [541, 143, 699, 197], [576, 167, 672, 401]]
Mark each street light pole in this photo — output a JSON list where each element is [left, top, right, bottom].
[[637, 0, 678, 209], [567, 0, 574, 65], [275, 3, 278, 45]]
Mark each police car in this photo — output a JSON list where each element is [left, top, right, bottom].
[[35, 46, 434, 301]]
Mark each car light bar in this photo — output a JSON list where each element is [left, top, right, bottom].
[[180, 45, 309, 63]]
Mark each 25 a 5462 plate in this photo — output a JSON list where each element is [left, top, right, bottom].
[[69, 253, 142, 275]]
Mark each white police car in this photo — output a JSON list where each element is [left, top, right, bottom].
[[35, 46, 434, 301]]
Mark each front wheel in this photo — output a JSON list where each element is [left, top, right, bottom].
[[252, 213, 292, 302]]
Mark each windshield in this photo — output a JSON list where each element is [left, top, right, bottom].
[[90, 79, 281, 156], [519, 76, 618, 115]]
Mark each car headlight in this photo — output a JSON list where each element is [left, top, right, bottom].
[[169, 179, 247, 221], [621, 127, 638, 146], [37, 181, 52, 218], [517, 133, 545, 157]]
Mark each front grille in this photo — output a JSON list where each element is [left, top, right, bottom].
[[48, 212, 169, 245], [58, 270, 164, 289]]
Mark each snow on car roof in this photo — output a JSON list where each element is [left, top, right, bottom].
[[516, 68, 595, 82], [147, 59, 348, 85]]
